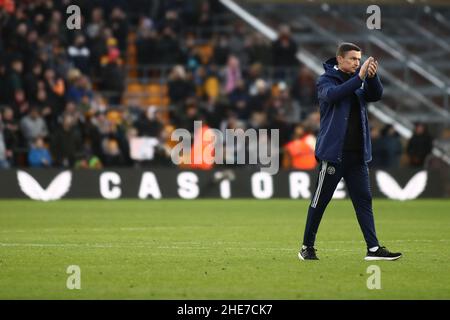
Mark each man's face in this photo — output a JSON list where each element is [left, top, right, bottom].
[[337, 50, 361, 74]]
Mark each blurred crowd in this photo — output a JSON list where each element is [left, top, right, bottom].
[[0, 0, 436, 170]]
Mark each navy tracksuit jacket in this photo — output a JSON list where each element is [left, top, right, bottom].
[[302, 57, 383, 249]]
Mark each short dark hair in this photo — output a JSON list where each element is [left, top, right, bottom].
[[336, 42, 361, 57]]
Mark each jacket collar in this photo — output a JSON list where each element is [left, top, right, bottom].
[[323, 57, 360, 81]]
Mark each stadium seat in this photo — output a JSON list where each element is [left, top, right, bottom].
[[127, 83, 144, 93]]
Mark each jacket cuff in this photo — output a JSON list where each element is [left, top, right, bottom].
[[350, 74, 363, 88]]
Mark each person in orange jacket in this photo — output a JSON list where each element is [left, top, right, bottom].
[[283, 124, 317, 170]]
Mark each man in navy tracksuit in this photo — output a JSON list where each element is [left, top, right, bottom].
[[299, 43, 402, 261]]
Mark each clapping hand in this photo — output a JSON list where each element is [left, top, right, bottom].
[[367, 59, 378, 78], [359, 57, 374, 80]]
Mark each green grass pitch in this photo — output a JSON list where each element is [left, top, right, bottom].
[[0, 199, 449, 299]]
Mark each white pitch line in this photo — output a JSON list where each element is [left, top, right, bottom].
[[1, 239, 449, 246], [0, 243, 116, 248], [0, 240, 448, 253], [0, 243, 368, 252], [0, 226, 245, 233]]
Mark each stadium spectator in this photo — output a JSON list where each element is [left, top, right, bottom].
[[24, 62, 44, 104], [283, 124, 317, 170], [0, 63, 9, 105], [109, 7, 129, 54], [23, 29, 40, 71], [134, 106, 164, 138], [248, 111, 268, 131], [0, 113, 11, 169], [380, 125, 402, 168], [59, 101, 84, 131], [173, 99, 200, 133], [28, 137, 52, 168], [272, 24, 298, 67], [248, 79, 271, 114], [102, 136, 125, 167], [12, 89, 30, 120], [7, 59, 25, 100], [159, 9, 183, 34], [9, 23, 28, 61], [86, 7, 106, 43], [187, 119, 214, 170], [228, 79, 250, 121], [67, 72, 94, 107], [246, 63, 264, 94], [0, 0, 14, 13], [246, 33, 272, 66], [0, 131, 8, 168], [220, 112, 246, 134], [20, 107, 48, 146], [1, 107, 19, 160], [158, 26, 182, 65], [99, 47, 125, 105], [213, 34, 231, 66], [291, 66, 317, 118], [227, 21, 249, 65], [34, 87, 56, 130], [407, 123, 433, 168], [159, 124, 178, 165], [86, 8, 107, 75], [269, 81, 301, 125], [370, 126, 383, 168], [68, 34, 91, 75], [30, 7, 47, 36], [168, 65, 195, 105], [223, 55, 242, 95], [43, 68, 65, 114], [181, 34, 202, 72], [50, 114, 82, 167], [266, 86, 296, 146], [198, 65, 221, 102], [91, 110, 113, 138], [196, 1, 213, 39], [136, 18, 159, 68]]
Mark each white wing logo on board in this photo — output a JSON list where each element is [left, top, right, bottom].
[[376, 170, 427, 201], [17, 170, 72, 201]]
